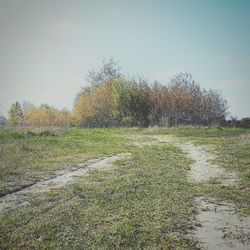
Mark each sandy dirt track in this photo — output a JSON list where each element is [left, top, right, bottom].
[[0, 153, 130, 214]]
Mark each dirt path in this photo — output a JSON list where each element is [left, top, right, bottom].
[[155, 135, 237, 186], [0, 153, 130, 215], [194, 196, 250, 250], [129, 134, 236, 185], [171, 138, 249, 249], [131, 134, 250, 249]]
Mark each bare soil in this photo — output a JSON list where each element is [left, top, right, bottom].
[[193, 196, 250, 250]]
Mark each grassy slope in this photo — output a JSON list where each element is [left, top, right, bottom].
[[0, 126, 249, 249]]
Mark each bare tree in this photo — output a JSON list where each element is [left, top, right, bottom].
[[86, 58, 122, 86]]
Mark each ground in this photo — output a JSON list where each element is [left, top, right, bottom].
[[0, 126, 249, 249]]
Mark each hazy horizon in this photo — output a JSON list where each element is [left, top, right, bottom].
[[1, 0, 250, 119]]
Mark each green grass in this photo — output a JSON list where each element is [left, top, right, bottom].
[[0, 126, 249, 248], [0, 128, 129, 195], [0, 141, 196, 249]]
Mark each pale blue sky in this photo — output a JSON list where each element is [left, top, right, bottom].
[[0, 0, 249, 118]]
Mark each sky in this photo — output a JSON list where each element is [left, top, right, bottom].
[[0, 0, 249, 118]]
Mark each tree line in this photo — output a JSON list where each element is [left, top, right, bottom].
[[74, 59, 228, 127], [73, 75, 228, 127], [3, 59, 230, 128]]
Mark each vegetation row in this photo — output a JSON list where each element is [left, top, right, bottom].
[[2, 58, 248, 128]]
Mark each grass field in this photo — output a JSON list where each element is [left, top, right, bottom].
[[0, 128, 129, 196], [0, 126, 249, 249]]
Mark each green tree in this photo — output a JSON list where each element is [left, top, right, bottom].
[[8, 101, 23, 125]]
